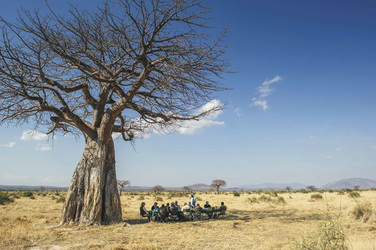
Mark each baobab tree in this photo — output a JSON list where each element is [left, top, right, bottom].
[[152, 185, 165, 194], [211, 179, 227, 194], [0, 0, 229, 225], [117, 180, 130, 196]]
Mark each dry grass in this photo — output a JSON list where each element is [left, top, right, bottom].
[[0, 190, 376, 249]]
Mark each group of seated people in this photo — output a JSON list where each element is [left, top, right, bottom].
[[140, 199, 227, 222]]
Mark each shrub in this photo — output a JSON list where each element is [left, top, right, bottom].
[[269, 191, 278, 197], [196, 196, 202, 201], [233, 191, 240, 197], [9, 192, 21, 199], [311, 194, 323, 200], [352, 202, 372, 223], [291, 207, 347, 249], [258, 195, 271, 203], [247, 197, 257, 204], [137, 195, 145, 200], [56, 197, 65, 203], [155, 196, 163, 202], [0, 192, 14, 205], [275, 196, 285, 204], [348, 191, 360, 198], [22, 191, 33, 197]]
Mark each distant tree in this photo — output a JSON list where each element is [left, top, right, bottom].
[[0, 0, 229, 225], [211, 179, 227, 194], [306, 185, 317, 192], [117, 180, 130, 196], [152, 185, 165, 193], [353, 185, 360, 191], [182, 186, 191, 192], [285, 186, 292, 192]]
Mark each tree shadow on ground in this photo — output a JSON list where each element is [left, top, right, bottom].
[[124, 218, 149, 225], [228, 209, 324, 223]]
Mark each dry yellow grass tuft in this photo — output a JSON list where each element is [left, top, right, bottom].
[[0, 190, 376, 249]]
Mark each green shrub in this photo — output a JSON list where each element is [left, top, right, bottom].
[[22, 191, 33, 197], [233, 191, 240, 197], [155, 196, 163, 201], [0, 192, 14, 205], [9, 192, 21, 199], [258, 195, 271, 203]]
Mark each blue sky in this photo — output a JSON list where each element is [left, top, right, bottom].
[[0, 0, 375, 188]]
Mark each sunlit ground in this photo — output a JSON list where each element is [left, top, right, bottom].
[[1, 190, 376, 249]]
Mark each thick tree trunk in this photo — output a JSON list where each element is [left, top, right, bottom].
[[60, 137, 122, 225]]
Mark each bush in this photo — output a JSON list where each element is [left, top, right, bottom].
[[22, 191, 33, 197], [247, 197, 257, 203], [269, 191, 278, 197], [258, 195, 271, 203], [137, 195, 145, 200], [56, 197, 65, 203], [291, 207, 347, 249], [9, 192, 21, 199], [311, 194, 323, 200], [275, 196, 285, 204], [348, 191, 360, 198], [233, 191, 240, 197], [0, 192, 14, 205], [155, 196, 163, 201], [352, 202, 372, 223]]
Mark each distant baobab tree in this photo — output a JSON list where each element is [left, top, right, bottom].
[[152, 185, 165, 193], [0, 0, 229, 225], [117, 180, 130, 196], [211, 179, 227, 194], [182, 186, 191, 192], [353, 185, 360, 191], [306, 185, 317, 192], [285, 186, 292, 192]]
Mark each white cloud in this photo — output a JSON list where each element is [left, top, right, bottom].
[[35, 143, 52, 151], [177, 100, 225, 135], [325, 156, 333, 159], [113, 99, 225, 139], [0, 142, 16, 148], [251, 99, 268, 111], [251, 75, 283, 111], [372, 146, 376, 150], [177, 119, 224, 135], [233, 108, 241, 117], [21, 130, 48, 141], [310, 136, 315, 140], [336, 148, 343, 151]]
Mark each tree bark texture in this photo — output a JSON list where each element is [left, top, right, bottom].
[[60, 137, 122, 225]]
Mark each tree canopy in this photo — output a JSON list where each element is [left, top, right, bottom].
[[0, 0, 229, 142]]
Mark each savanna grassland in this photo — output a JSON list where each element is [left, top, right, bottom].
[[1, 189, 376, 249]]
